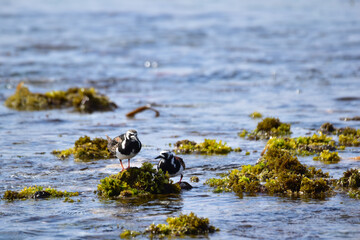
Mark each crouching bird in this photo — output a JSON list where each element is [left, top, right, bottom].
[[106, 129, 141, 171], [156, 151, 185, 183]]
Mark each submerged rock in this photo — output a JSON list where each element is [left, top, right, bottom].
[[179, 181, 193, 190], [52, 135, 112, 161], [5, 83, 117, 113], [97, 162, 181, 199], [174, 139, 241, 154]]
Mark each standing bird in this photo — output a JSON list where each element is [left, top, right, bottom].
[[106, 129, 142, 171], [156, 151, 185, 183]]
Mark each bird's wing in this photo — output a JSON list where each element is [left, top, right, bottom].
[[106, 135, 123, 154], [175, 156, 185, 170]]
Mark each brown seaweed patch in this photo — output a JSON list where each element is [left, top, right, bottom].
[[5, 83, 117, 113]]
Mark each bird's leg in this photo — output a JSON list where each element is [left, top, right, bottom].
[[127, 159, 131, 169], [119, 159, 125, 171], [178, 174, 183, 183]]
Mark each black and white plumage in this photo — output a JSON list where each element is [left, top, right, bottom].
[[106, 129, 142, 171], [156, 151, 185, 183]]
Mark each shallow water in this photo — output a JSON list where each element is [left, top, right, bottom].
[[1, 0, 360, 239]]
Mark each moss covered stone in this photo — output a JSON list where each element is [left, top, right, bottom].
[[313, 150, 340, 163], [205, 147, 332, 198], [52, 135, 112, 161], [97, 162, 181, 199], [5, 83, 117, 113], [239, 117, 291, 140], [3, 186, 79, 200], [145, 212, 219, 237], [174, 139, 239, 154]]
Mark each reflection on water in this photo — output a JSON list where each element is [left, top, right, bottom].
[[1, 0, 360, 239]]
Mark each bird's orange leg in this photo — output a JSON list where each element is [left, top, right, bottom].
[[127, 159, 131, 169], [119, 159, 125, 171]]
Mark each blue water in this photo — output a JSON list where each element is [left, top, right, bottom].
[[1, 0, 360, 239]]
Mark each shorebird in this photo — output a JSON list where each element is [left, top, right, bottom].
[[156, 151, 185, 183], [106, 129, 141, 171]]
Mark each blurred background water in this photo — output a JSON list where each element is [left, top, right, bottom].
[[1, 0, 360, 239]]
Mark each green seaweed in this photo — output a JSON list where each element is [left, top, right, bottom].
[[97, 162, 181, 199], [52, 135, 112, 160], [264, 134, 336, 156], [319, 122, 336, 134], [145, 212, 219, 237], [3, 186, 79, 201], [313, 150, 340, 164], [190, 176, 200, 183], [337, 169, 360, 188], [239, 117, 291, 140], [249, 112, 263, 119], [5, 84, 117, 113], [120, 230, 141, 238], [205, 147, 332, 198], [174, 139, 239, 154]]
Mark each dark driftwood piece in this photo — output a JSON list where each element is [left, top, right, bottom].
[[126, 105, 160, 118]]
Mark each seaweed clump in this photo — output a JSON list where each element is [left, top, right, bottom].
[[5, 83, 117, 113], [249, 111, 263, 119], [97, 162, 181, 198], [337, 127, 360, 147], [313, 150, 340, 164], [264, 133, 336, 156], [206, 147, 332, 198], [336, 168, 360, 199], [52, 135, 112, 161], [3, 186, 79, 201], [174, 139, 241, 154], [145, 212, 219, 238], [239, 117, 291, 140]]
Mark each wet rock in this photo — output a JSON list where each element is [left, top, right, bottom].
[[32, 191, 51, 199], [178, 181, 193, 190]]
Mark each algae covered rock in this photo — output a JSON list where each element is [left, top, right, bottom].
[[239, 117, 291, 140], [205, 147, 332, 198], [52, 135, 112, 161], [5, 83, 117, 113], [174, 139, 241, 154], [145, 212, 219, 237], [97, 162, 181, 198], [3, 186, 79, 201], [249, 111, 263, 119]]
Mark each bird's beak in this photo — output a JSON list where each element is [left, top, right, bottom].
[[155, 155, 163, 159]]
